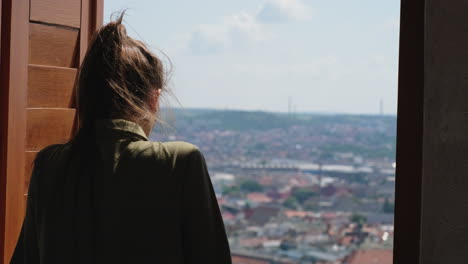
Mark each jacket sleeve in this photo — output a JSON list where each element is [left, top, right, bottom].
[[10, 162, 40, 264], [181, 148, 232, 264]]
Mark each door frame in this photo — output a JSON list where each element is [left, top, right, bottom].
[[393, 0, 425, 263]]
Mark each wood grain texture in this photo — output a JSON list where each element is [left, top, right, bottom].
[[94, 0, 104, 31], [24, 151, 38, 195], [28, 64, 77, 108], [30, 0, 81, 28], [29, 22, 79, 68], [0, 0, 7, 260], [79, 0, 90, 64], [2, 0, 30, 262], [26, 108, 76, 151], [0, 0, 2, 55]]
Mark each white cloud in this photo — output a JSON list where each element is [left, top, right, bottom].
[[187, 12, 269, 54], [256, 0, 313, 23], [188, 25, 229, 54], [180, 0, 313, 54]]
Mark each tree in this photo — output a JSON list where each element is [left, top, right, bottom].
[[382, 198, 395, 214], [350, 214, 367, 226], [240, 179, 264, 192], [283, 197, 299, 209], [303, 199, 318, 211], [291, 187, 317, 204], [223, 185, 241, 196]]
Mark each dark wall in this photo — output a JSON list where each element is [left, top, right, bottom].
[[420, 1, 468, 263]]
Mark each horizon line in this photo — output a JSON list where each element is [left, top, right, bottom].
[[160, 106, 398, 117]]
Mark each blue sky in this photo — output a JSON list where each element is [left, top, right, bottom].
[[104, 0, 400, 114]]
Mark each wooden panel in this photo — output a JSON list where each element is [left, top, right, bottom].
[[24, 151, 38, 195], [94, 0, 104, 33], [30, 0, 81, 28], [0, 0, 2, 55], [26, 108, 76, 151], [2, 0, 30, 262], [79, 0, 104, 64], [29, 22, 79, 68], [2, 0, 103, 261], [0, 0, 7, 260], [80, 0, 90, 64], [28, 65, 77, 108]]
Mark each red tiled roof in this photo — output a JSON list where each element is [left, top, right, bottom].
[[232, 256, 270, 264], [321, 212, 337, 219], [239, 237, 267, 248], [339, 235, 354, 246], [222, 211, 235, 221], [347, 249, 393, 264], [247, 192, 273, 203], [284, 210, 312, 218], [217, 197, 226, 205], [259, 176, 273, 186]]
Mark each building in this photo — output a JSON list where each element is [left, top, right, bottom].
[[345, 249, 393, 264]]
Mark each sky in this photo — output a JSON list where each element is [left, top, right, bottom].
[[104, 0, 401, 115]]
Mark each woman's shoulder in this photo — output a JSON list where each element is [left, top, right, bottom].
[[35, 143, 72, 163], [127, 140, 202, 161], [161, 141, 201, 155]]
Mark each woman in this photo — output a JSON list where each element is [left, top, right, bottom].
[[11, 14, 232, 264]]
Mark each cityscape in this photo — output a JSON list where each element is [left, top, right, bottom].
[[153, 108, 396, 264]]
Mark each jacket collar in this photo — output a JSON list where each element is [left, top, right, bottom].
[[95, 118, 149, 141]]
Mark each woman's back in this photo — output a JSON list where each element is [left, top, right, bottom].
[[11, 119, 231, 263]]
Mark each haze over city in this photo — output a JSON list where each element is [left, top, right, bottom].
[[105, 0, 400, 115]]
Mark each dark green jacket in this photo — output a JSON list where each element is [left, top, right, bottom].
[[11, 119, 232, 264]]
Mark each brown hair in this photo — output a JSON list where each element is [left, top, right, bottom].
[[74, 12, 167, 135]]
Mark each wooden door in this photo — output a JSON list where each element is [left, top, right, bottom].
[[0, 0, 103, 262]]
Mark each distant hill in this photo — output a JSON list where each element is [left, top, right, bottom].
[[152, 108, 397, 160], [156, 107, 397, 132]]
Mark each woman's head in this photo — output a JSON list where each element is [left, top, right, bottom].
[[75, 12, 167, 135]]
